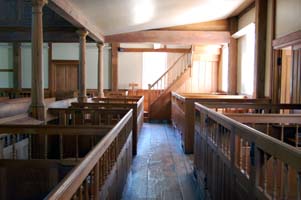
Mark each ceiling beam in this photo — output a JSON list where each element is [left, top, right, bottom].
[[157, 19, 229, 31], [105, 30, 230, 44], [48, 0, 104, 43], [118, 48, 191, 53]]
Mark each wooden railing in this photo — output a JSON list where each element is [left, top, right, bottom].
[[48, 107, 129, 126], [148, 53, 191, 108], [72, 96, 144, 156], [45, 109, 133, 200], [0, 125, 111, 160], [194, 103, 301, 200], [171, 92, 269, 153]]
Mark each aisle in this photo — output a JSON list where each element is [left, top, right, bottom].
[[122, 123, 203, 200]]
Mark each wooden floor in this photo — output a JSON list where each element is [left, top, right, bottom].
[[122, 123, 205, 200]]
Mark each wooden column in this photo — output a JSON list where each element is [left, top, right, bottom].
[[13, 42, 22, 90], [97, 43, 105, 97], [228, 17, 238, 94], [77, 29, 89, 102], [254, 0, 268, 98], [111, 43, 119, 91], [31, 0, 46, 120]]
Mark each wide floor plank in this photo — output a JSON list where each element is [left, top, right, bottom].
[[122, 123, 204, 200]]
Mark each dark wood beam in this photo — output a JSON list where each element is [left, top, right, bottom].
[[111, 43, 119, 91], [48, 0, 104, 43], [118, 47, 191, 53], [254, 0, 268, 98], [228, 17, 238, 95], [105, 30, 230, 44], [0, 31, 94, 42]]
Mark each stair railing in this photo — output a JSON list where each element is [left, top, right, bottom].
[[148, 52, 191, 109]]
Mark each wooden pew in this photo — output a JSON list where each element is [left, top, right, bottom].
[[72, 95, 144, 155], [171, 92, 270, 153], [0, 109, 133, 200], [194, 103, 301, 200]]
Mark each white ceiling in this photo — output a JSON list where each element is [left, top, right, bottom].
[[70, 0, 252, 35]]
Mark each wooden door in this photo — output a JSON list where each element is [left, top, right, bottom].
[[50, 60, 79, 100]]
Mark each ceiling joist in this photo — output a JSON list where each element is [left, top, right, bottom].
[[105, 30, 230, 44], [48, 0, 104, 43]]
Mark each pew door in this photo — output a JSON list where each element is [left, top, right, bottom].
[[50, 60, 79, 100]]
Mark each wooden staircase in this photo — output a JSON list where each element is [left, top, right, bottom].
[[148, 53, 191, 121]]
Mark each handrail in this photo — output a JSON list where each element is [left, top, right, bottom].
[[45, 109, 133, 200], [149, 53, 186, 89], [195, 102, 301, 170]]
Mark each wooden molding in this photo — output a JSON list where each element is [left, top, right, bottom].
[[48, 0, 104, 43], [272, 30, 301, 49], [105, 30, 230, 44], [118, 47, 191, 53]]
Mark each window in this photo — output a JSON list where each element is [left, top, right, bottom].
[[221, 45, 229, 92], [234, 23, 255, 96], [142, 52, 167, 89]]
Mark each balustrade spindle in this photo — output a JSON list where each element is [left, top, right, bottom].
[[297, 172, 301, 200], [79, 185, 84, 200], [281, 124, 284, 142], [94, 162, 100, 200], [84, 178, 89, 199], [295, 125, 299, 148], [266, 123, 270, 135], [240, 138, 243, 169], [12, 134, 16, 159], [59, 134, 63, 159], [90, 170, 95, 200], [272, 157, 277, 199], [282, 163, 289, 199], [44, 134, 48, 159], [28, 134, 32, 160], [76, 135, 79, 160], [263, 153, 268, 193], [245, 141, 248, 175]]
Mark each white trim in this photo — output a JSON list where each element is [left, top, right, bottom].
[[232, 23, 255, 39]]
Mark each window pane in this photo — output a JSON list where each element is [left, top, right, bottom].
[[0, 72, 14, 88]]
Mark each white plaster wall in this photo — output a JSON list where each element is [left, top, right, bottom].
[[0, 43, 13, 88], [118, 52, 143, 89], [238, 7, 255, 30], [21, 43, 49, 88], [276, 0, 301, 38]]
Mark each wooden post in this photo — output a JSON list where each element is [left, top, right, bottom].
[[111, 43, 119, 91], [13, 42, 22, 91], [228, 17, 238, 94], [48, 42, 53, 97], [77, 29, 89, 102], [31, 0, 47, 120], [254, 0, 268, 98], [97, 43, 105, 97]]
